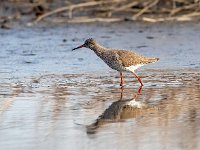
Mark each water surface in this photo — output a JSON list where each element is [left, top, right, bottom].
[[0, 22, 200, 150]]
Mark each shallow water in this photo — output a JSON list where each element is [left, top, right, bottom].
[[0, 22, 200, 150]]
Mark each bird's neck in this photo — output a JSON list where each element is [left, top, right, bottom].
[[91, 44, 106, 57]]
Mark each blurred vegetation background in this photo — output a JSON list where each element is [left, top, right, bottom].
[[1, 0, 200, 28]]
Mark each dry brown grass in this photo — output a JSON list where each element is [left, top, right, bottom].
[[0, 0, 200, 27]]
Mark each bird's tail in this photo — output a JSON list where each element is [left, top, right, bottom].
[[147, 57, 159, 64]]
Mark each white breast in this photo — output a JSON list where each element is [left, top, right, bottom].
[[124, 64, 143, 72]]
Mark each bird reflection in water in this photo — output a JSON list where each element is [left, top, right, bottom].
[[86, 86, 153, 134]]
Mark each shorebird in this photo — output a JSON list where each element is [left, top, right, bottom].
[[72, 38, 159, 87]]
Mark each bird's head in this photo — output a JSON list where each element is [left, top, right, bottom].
[[72, 38, 97, 51]]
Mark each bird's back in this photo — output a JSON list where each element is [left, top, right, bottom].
[[116, 49, 159, 67], [97, 49, 158, 72]]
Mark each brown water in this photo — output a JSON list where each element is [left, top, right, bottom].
[[0, 22, 200, 150]]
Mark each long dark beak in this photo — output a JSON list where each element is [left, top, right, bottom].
[[72, 44, 85, 51]]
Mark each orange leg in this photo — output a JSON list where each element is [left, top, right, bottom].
[[120, 86, 124, 100], [137, 85, 143, 94], [133, 85, 143, 100], [133, 72, 144, 86], [120, 72, 124, 87]]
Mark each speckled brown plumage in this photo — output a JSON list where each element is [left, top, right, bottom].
[[72, 38, 159, 87], [116, 50, 159, 67]]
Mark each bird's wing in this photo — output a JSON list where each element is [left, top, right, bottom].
[[116, 50, 149, 67]]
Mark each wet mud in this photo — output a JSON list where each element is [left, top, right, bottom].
[[0, 22, 200, 150]]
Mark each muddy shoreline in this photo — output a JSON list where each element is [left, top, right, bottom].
[[0, 22, 200, 150]]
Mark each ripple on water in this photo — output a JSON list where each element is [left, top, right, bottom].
[[0, 68, 200, 150]]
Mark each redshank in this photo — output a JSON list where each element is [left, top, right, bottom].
[[72, 38, 159, 87]]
